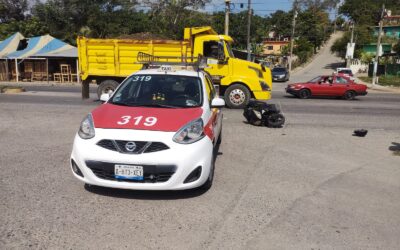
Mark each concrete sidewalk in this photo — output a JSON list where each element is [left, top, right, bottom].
[[355, 77, 400, 93]]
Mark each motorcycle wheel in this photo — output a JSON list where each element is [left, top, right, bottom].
[[265, 113, 285, 128]]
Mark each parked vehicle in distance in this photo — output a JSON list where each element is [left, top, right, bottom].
[[70, 64, 224, 191], [335, 67, 355, 80], [286, 75, 367, 100], [272, 67, 290, 82]]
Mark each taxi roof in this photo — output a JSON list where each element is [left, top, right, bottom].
[[130, 66, 203, 78]]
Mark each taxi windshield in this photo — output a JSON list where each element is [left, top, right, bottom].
[[109, 74, 203, 108]]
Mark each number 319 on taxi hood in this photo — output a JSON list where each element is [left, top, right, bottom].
[[70, 68, 225, 191]]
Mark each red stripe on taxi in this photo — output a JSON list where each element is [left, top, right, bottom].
[[92, 103, 203, 132], [203, 109, 218, 140]]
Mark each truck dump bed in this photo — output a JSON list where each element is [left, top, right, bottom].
[[77, 38, 193, 80]]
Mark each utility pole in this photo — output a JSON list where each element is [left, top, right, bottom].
[[372, 4, 385, 85], [224, 0, 230, 35], [346, 22, 355, 68], [246, 0, 252, 61], [333, 3, 338, 33], [288, 1, 298, 72]]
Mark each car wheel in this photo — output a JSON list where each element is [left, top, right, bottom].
[[224, 84, 251, 109], [97, 80, 119, 99], [343, 90, 356, 100], [199, 150, 215, 191], [298, 89, 311, 99], [265, 113, 285, 128]]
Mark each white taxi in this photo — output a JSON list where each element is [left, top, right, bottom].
[[70, 66, 224, 190]]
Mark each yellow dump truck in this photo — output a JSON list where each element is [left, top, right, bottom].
[[77, 26, 272, 108]]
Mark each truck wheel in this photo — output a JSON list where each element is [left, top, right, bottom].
[[97, 80, 119, 99], [224, 84, 251, 109]]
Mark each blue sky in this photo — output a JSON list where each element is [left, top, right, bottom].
[[204, 0, 296, 17], [204, 0, 338, 19]]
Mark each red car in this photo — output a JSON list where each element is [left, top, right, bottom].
[[286, 75, 367, 100]]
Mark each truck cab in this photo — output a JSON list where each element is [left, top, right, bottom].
[[185, 27, 272, 108]]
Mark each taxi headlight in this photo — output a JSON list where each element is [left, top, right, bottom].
[[173, 118, 204, 144], [78, 114, 95, 139]]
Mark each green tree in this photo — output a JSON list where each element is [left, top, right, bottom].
[[393, 40, 400, 54], [293, 37, 314, 63], [32, 0, 141, 44], [297, 8, 330, 53], [265, 10, 293, 37], [340, 0, 400, 26], [142, 0, 211, 39], [210, 11, 267, 50], [0, 0, 28, 23], [331, 25, 374, 59]]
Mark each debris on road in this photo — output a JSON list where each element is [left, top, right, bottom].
[[243, 100, 285, 128], [353, 129, 368, 137]]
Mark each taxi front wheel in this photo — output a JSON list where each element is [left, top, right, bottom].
[[224, 84, 250, 109]]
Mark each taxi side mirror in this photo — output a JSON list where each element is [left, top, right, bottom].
[[211, 97, 225, 108], [100, 93, 111, 102]]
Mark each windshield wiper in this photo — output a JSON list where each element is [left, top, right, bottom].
[[109, 101, 130, 106], [137, 103, 180, 108], [110, 101, 182, 108]]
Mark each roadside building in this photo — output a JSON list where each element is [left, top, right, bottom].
[[0, 33, 78, 83], [362, 43, 393, 55], [262, 39, 290, 55], [261, 38, 290, 67]]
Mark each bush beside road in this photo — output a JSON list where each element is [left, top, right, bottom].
[[358, 76, 400, 88]]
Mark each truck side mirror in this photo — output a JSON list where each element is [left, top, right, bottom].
[[217, 42, 225, 63]]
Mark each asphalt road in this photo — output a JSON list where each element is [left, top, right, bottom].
[[1, 34, 400, 249]]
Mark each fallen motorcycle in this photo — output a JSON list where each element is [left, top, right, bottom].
[[243, 100, 285, 128]]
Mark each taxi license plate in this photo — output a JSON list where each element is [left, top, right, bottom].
[[114, 165, 143, 180]]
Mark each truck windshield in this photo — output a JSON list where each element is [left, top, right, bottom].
[[225, 42, 235, 58], [110, 75, 203, 108]]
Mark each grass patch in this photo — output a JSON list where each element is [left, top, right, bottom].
[[358, 76, 400, 87]]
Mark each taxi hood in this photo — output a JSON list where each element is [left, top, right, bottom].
[[91, 103, 203, 132]]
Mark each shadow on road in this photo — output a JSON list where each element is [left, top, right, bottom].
[[389, 142, 400, 156], [84, 184, 209, 200], [84, 144, 223, 200], [282, 94, 363, 101]]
